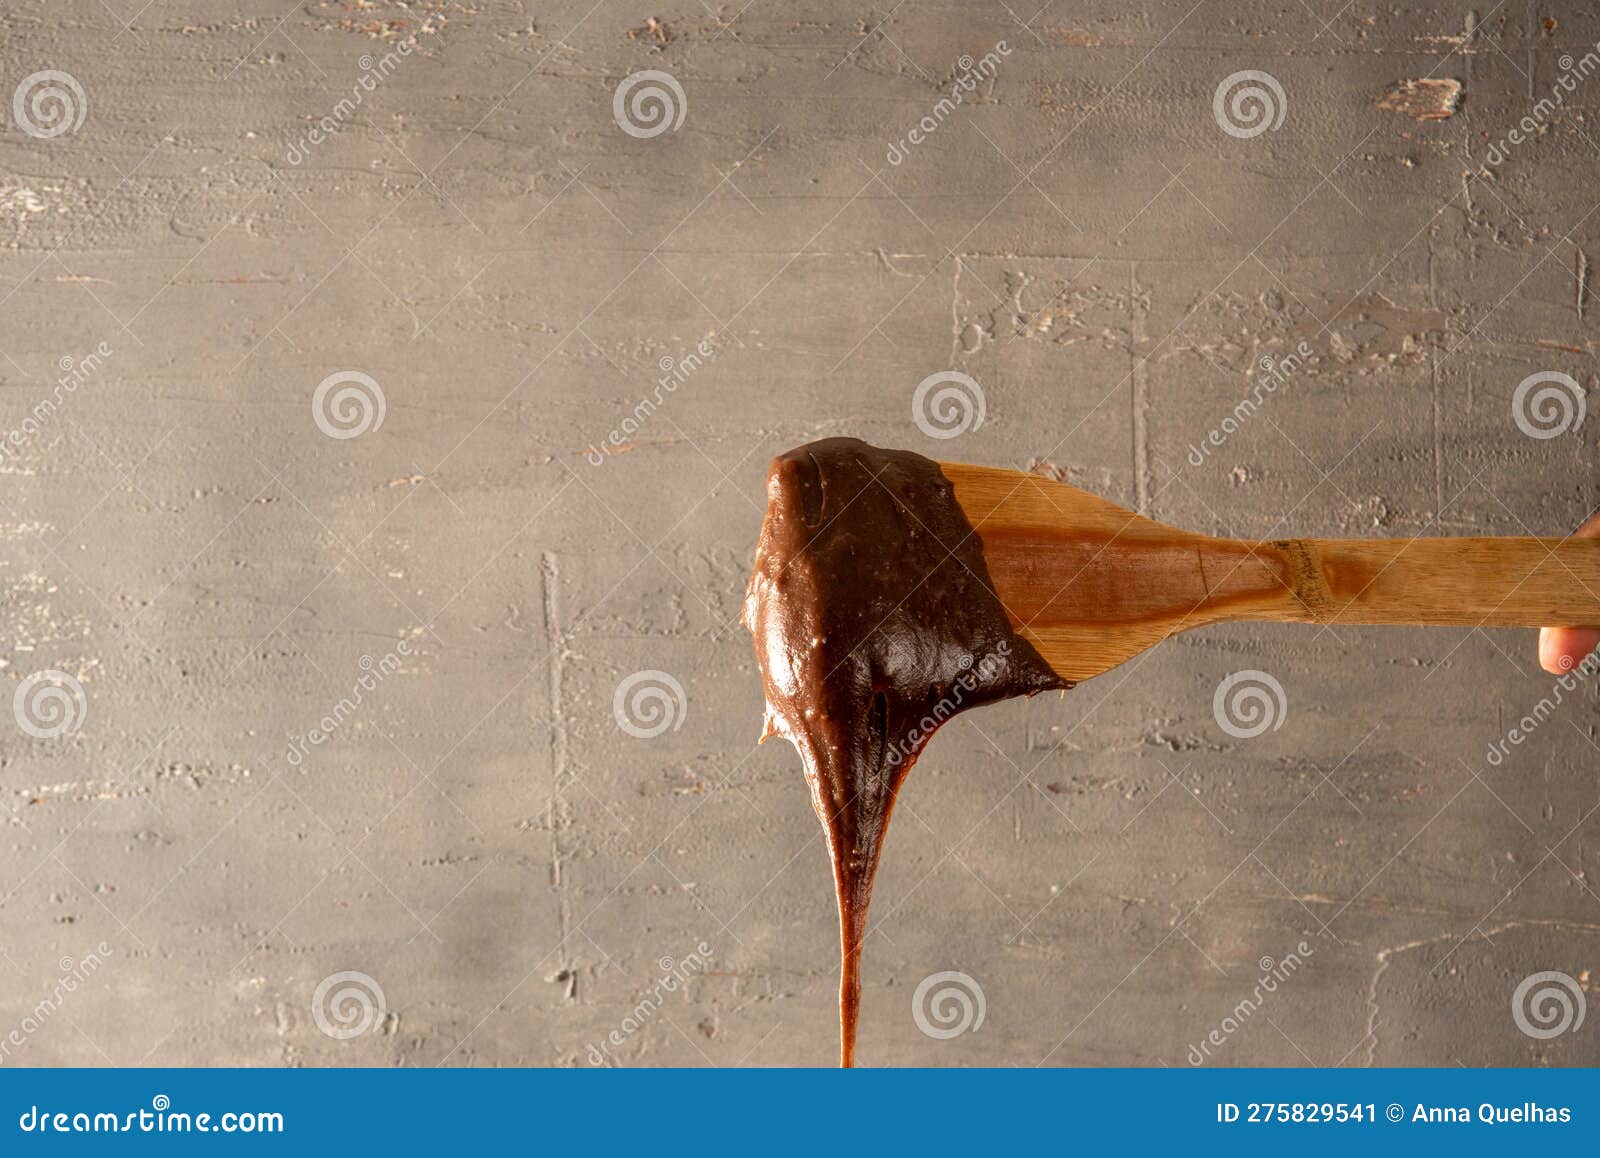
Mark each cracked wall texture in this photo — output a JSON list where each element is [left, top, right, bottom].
[[1, 0, 1599, 1067]]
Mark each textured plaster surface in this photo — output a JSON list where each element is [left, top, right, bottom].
[[1, 0, 1598, 1067]]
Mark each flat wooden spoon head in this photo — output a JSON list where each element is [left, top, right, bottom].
[[742, 437, 1600, 1068], [942, 459, 1600, 684]]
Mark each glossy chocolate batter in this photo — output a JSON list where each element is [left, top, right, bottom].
[[742, 437, 1071, 1066]]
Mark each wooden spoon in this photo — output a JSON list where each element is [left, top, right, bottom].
[[943, 460, 1600, 684]]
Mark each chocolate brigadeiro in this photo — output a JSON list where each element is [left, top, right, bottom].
[[742, 437, 1071, 1066]]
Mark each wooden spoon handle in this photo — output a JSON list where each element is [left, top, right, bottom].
[[1254, 536, 1600, 627]]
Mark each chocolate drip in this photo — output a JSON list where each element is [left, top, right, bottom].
[[741, 438, 1071, 1066]]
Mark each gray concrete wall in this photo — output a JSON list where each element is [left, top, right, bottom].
[[1, 0, 1598, 1067]]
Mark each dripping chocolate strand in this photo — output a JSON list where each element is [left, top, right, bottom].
[[741, 437, 1071, 1066]]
